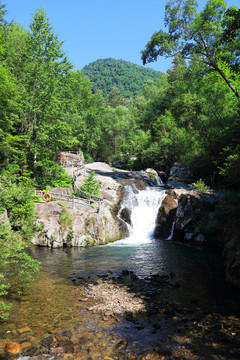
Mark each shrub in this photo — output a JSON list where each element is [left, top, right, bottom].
[[0, 224, 40, 320], [190, 178, 209, 193]]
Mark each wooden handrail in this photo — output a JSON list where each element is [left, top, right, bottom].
[[32, 152, 103, 212]]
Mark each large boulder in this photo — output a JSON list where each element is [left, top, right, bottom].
[[156, 187, 218, 243], [32, 201, 128, 248], [166, 162, 192, 190], [154, 195, 178, 239], [175, 191, 217, 230], [144, 168, 164, 186], [166, 189, 218, 243]]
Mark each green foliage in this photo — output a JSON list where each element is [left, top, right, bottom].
[[0, 171, 39, 320], [142, 0, 239, 99], [0, 177, 35, 238], [190, 179, 210, 192], [0, 224, 40, 320], [82, 58, 164, 98], [80, 172, 101, 196], [36, 163, 72, 189], [85, 236, 97, 247]]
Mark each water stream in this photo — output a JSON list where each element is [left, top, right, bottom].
[[115, 185, 166, 245]]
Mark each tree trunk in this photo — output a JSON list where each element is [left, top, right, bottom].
[[213, 64, 239, 100]]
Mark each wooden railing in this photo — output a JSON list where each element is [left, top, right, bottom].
[[32, 157, 103, 212], [31, 189, 103, 212]]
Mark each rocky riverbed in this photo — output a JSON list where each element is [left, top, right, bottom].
[[1, 268, 240, 360]]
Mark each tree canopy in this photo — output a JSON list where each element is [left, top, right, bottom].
[[82, 58, 164, 98], [141, 0, 240, 99]]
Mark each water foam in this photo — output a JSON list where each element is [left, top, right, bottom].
[[110, 185, 166, 246]]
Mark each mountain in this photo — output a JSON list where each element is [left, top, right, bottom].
[[82, 58, 164, 98]]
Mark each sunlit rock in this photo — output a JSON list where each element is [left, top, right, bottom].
[[154, 195, 177, 239]]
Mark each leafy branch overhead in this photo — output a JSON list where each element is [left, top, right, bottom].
[[141, 0, 240, 99]]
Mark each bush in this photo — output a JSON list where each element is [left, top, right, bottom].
[[36, 163, 72, 189], [0, 224, 40, 320], [190, 178, 209, 193], [0, 176, 40, 320]]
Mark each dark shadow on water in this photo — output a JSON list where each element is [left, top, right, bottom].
[[71, 268, 240, 359]]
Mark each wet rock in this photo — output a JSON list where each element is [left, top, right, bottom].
[[114, 339, 128, 350], [63, 330, 73, 338], [140, 351, 161, 360], [5, 341, 21, 355], [57, 337, 74, 353], [17, 326, 31, 334], [120, 207, 131, 225], [144, 168, 162, 186], [25, 346, 41, 356], [51, 346, 65, 356], [20, 341, 32, 352], [40, 334, 54, 347], [122, 269, 133, 276]]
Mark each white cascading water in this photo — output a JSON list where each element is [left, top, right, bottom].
[[111, 185, 166, 246], [155, 174, 164, 186]]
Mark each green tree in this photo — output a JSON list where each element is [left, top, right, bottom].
[[0, 5, 26, 173], [106, 85, 130, 108], [0, 224, 39, 320], [0, 174, 40, 320], [220, 6, 240, 67], [141, 0, 239, 99], [80, 172, 101, 196], [82, 58, 163, 98], [18, 7, 74, 176]]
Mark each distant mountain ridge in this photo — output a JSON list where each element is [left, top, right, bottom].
[[82, 58, 163, 98]]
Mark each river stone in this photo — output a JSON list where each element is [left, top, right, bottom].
[[5, 341, 21, 355]]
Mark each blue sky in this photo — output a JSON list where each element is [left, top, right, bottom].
[[4, 0, 239, 73]]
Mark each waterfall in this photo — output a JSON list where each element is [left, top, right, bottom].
[[155, 174, 164, 186], [166, 221, 175, 240], [111, 185, 166, 246]]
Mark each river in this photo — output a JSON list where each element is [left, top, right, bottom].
[[1, 186, 240, 359]]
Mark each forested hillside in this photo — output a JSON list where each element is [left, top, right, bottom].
[[1, 0, 240, 318], [82, 58, 164, 98]]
